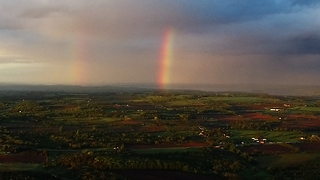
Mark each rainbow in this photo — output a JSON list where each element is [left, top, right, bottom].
[[157, 28, 175, 90], [71, 37, 89, 85]]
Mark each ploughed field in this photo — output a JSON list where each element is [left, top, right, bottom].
[[116, 170, 223, 180], [239, 144, 294, 155], [127, 142, 210, 149], [0, 154, 45, 164]]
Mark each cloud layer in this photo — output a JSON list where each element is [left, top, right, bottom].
[[1, 0, 320, 85]]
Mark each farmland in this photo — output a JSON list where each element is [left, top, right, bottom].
[[0, 89, 320, 179]]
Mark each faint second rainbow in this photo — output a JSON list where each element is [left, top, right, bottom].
[[157, 28, 175, 90], [70, 19, 90, 86], [71, 37, 88, 85]]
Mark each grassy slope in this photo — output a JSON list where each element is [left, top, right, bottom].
[[256, 153, 320, 168]]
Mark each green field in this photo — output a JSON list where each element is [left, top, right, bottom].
[[54, 117, 121, 125], [167, 99, 206, 106], [168, 96, 279, 106], [287, 106, 320, 113], [230, 130, 304, 143], [0, 163, 42, 171], [256, 153, 320, 168], [132, 147, 203, 154], [201, 96, 279, 103]]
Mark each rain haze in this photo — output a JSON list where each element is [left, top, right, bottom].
[[1, 0, 320, 90]]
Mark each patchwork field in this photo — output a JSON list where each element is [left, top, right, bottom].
[[1, 90, 320, 179]]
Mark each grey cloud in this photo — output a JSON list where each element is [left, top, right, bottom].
[[0, 57, 34, 64], [19, 6, 69, 19], [0, 57, 16, 64], [0, 19, 22, 30]]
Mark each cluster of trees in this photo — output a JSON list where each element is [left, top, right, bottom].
[[0, 102, 7, 109], [55, 151, 193, 172], [1, 101, 48, 121], [230, 120, 282, 130], [69, 106, 104, 118], [0, 125, 196, 150], [2, 144, 46, 155], [212, 159, 244, 178], [0, 130, 60, 148], [49, 148, 248, 179]]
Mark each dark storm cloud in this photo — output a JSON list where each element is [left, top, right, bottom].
[[291, 0, 320, 6], [169, 0, 309, 33], [284, 34, 320, 55], [181, 1, 286, 25], [154, 0, 320, 57]]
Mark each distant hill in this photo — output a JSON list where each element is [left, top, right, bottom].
[[0, 83, 319, 96], [0, 84, 145, 93]]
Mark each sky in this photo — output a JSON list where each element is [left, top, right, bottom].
[[1, 0, 320, 87]]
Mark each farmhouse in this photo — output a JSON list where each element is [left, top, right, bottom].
[[252, 137, 268, 144], [270, 108, 281, 112]]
